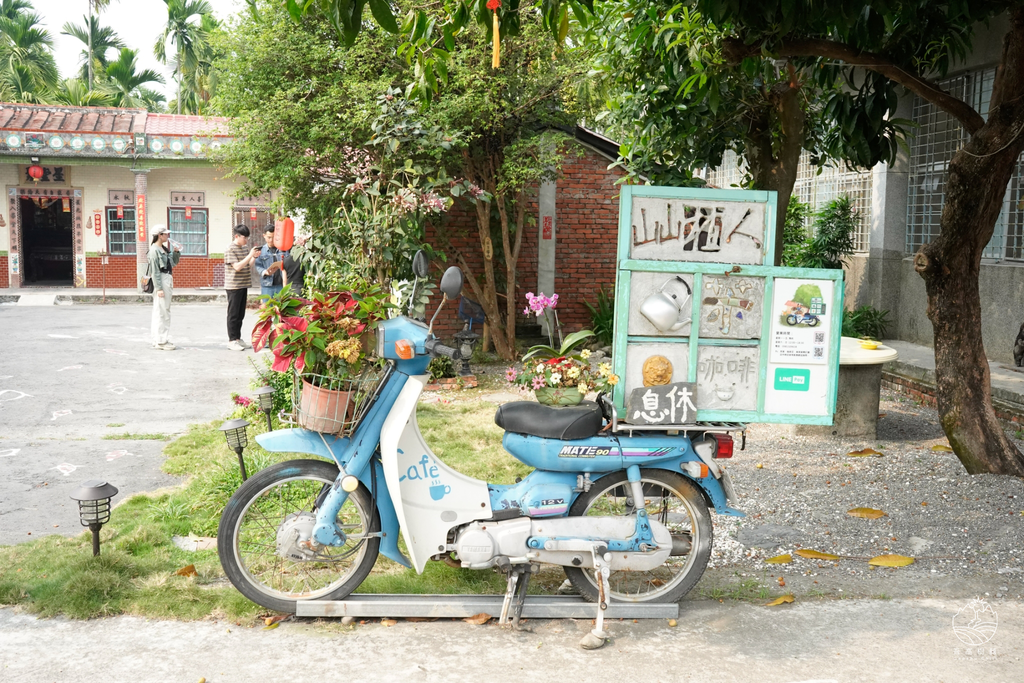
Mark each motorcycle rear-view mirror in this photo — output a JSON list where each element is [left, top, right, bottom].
[[412, 250, 429, 279], [439, 266, 463, 299]]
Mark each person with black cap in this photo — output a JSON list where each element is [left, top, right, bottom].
[[148, 224, 180, 350], [254, 224, 283, 296]]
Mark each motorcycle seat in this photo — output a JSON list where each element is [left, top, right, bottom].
[[494, 400, 603, 440]]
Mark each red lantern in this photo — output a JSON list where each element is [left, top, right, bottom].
[[27, 164, 44, 182], [274, 217, 294, 251]]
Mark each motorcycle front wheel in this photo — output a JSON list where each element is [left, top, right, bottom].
[[217, 459, 380, 613], [563, 469, 712, 603]]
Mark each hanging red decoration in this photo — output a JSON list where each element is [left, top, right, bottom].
[[27, 164, 44, 182], [487, 0, 501, 68]]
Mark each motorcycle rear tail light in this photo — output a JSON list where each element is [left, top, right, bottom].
[[711, 434, 734, 458], [395, 339, 415, 359]]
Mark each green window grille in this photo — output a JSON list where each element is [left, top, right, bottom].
[[168, 208, 208, 256], [106, 207, 136, 255]]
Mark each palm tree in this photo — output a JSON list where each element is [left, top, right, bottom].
[[4, 63, 48, 103], [103, 48, 165, 108], [51, 77, 114, 106], [0, 11, 59, 95], [83, 0, 115, 90], [154, 0, 213, 114], [0, 0, 31, 20], [61, 15, 124, 84]]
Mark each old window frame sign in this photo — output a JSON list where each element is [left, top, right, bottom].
[[612, 185, 843, 426]]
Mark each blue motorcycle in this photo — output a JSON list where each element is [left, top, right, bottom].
[[218, 260, 743, 647]]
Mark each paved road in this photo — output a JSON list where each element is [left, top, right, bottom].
[[1, 598, 1019, 682], [0, 302, 258, 544]]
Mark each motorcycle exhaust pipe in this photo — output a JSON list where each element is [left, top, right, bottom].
[[670, 534, 692, 556]]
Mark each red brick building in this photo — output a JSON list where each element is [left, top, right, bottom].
[[427, 127, 626, 346]]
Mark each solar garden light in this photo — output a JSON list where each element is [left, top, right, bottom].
[[253, 385, 276, 432], [70, 480, 118, 557], [220, 418, 250, 482], [453, 327, 480, 376]]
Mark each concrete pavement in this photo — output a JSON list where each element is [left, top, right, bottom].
[[0, 302, 258, 544], [1, 598, 1020, 682]]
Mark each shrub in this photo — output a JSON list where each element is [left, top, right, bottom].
[[793, 196, 859, 269], [842, 305, 891, 339], [583, 286, 615, 346], [781, 197, 811, 267], [428, 356, 456, 381]]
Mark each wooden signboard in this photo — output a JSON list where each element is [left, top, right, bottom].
[[612, 186, 844, 425]]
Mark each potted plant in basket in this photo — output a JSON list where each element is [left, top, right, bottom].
[[251, 282, 392, 432], [507, 330, 619, 406]]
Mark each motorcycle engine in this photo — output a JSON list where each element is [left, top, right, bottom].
[[276, 511, 318, 561], [454, 525, 496, 567]]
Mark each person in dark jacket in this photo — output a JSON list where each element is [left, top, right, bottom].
[[281, 234, 306, 295]]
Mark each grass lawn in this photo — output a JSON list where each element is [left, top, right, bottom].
[[0, 393, 563, 620]]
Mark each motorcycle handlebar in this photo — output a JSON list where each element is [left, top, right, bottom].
[[425, 338, 462, 361]]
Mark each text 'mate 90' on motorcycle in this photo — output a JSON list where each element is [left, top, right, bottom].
[[217, 256, 744, 648]]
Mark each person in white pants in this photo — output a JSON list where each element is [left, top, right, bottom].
[[148, 225, 181, 350]]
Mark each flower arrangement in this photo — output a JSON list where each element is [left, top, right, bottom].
[[506, 330, 619, 406], [523, 291, 563, 348], [251, 282, 392, 382]]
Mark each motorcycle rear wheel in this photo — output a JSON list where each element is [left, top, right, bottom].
[[218, 459, 380, 613], [563, 469, 712, 603]]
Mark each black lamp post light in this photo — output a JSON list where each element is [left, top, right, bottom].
[[220, 418, 250, 482], [70, 480, 119, 556], [253, 385, 276, 432]]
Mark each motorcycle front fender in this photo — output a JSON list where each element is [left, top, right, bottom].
[[255, 428, 410, 567]]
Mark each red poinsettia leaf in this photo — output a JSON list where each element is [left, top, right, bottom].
[[251, 319, 273, 351], [281, 316, 309, 332], [293, 351, 306, 373], [270, 352, 293, 373]]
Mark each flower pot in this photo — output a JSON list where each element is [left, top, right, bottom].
[[297, 377, 355, 434], [534, 385, 583, 406]]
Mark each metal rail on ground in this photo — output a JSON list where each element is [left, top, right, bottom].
[[296, 594, 678, 619]]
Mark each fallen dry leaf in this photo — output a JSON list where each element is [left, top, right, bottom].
[[668, 619, 677, 627], [406, 617, 439, 623], [847, 448, 883, 457], [869, 554, 915, 567], [464, 613, 491, 625], [795, 549, 841, 561], [264, 615, 287, 626], [262, 622, 279, 631], [174, 564, 197, 577], [765, 594, 795, 606], [847, 507, 887, 519], [382, 619, 397, 627], [756, 463, 764, 469], [931, 444, 953, 452], [877, 413, 886, 418], [765, 554, 792, 564]]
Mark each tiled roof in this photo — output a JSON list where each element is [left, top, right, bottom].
[[145, 113, 230, 137], [0, 104, 232, 138], [0, 104, 146, 134]]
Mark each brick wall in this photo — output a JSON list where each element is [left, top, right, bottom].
[[0, 255, 7, 288], [85, 255, 136, 287], [83, 254, 223, 288], [423, 143, 624, 347], [883, 370, 1024, 426]]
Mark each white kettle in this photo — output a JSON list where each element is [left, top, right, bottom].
[[640, 276, 692, 332]]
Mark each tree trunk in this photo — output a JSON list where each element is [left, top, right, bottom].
[[914, 10, 1024, 476], [744, 72, 806, 266], [87, 4, 94, 90]]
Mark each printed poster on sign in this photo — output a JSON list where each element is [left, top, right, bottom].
[[765, 278, 836, 415], [769, 278, 834, 365]]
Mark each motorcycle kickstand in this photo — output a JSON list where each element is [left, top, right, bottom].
[[498, 562, 533, 631], [580, 544, 612, 650]]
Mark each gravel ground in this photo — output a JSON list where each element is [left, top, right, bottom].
[[704, 389, 1024, 601]]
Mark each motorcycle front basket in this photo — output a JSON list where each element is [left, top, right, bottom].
[[291, 365, 386, 436]]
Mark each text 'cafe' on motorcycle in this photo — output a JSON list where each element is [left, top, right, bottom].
[[0, 103, 274, 290]]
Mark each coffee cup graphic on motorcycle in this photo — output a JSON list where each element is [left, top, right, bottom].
[[429, 484, 451, 500]]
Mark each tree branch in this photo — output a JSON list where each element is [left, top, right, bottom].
[[723, 36, 985, 135]]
